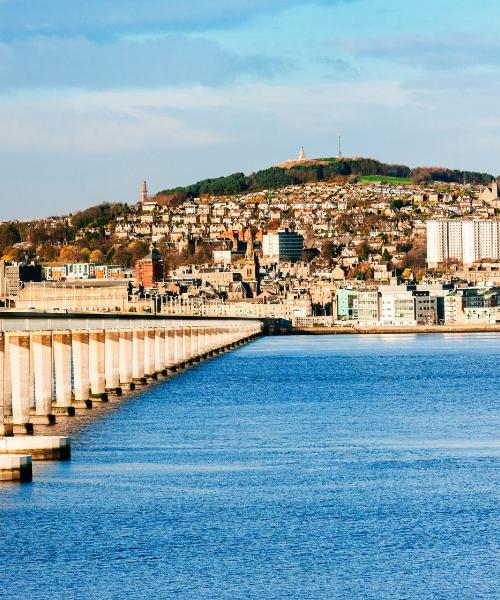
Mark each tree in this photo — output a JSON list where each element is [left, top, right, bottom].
[[2, 246, 23, 262], [128, 240, 149, 263], [59, 245, 81, 263], [355, 241, 371, 261], [89, 249, 104, 264], [321, 241, 343, 262], [0, 223, 20, 253], [302, 247, 319, 263]]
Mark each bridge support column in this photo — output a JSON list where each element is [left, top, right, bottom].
[[0, 334, 12, 437], [132, 329, 146, 384], [8, 333, 32, 434], [154, 328, 166, 375], [119, 330, 134, 390], [2, 335, 12, 435], [165, 328, 176, 372], [72, 332, 91, 409], [191, 327, 200, 362], [174, 327, 184, 366], [32, 332, 55, 425], [89, 330, 107, 401], [53, 331, 74, 416], [144, 329, 156, 379], [183, 326, 192, 363], [105, 330, 121, 395]]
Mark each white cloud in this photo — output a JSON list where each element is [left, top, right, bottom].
[[0, 81, 413, 154]]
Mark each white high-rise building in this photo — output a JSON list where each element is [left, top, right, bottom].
[[426, 220, 500, 267]]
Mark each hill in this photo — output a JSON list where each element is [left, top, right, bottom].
[[158, 157, 494, 198]]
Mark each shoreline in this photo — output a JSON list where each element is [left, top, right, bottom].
[[290, 324, 500, 335]]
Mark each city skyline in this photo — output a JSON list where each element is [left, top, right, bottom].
[[1, 0, 500, 219]]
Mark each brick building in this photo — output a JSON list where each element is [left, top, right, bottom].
[[135, 247, 163, 288]]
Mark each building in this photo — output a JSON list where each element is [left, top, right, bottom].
[[17, 280, 129, 311], [262, 230, 304, 262], [413, 291, 437, 325], [427, 220, 500, 267], [336, 288, 359, 320], [213, 250, 233, 265], [379, 288, 416, 326], [0, 261, 43, 299], [444, 287, 500, 324], [66, 263, 96, 280], [135, 246, 163, 288], [357, 291, 379, 324]]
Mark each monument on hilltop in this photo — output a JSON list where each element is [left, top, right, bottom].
[[140, 180, 148, 204]]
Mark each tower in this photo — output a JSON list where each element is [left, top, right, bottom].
[[298, 147, 306, 161], [140, 180, 148, 204], [338, 134, 342, 158], [242, 228, 260, 295]]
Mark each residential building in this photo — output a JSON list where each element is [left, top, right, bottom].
[[427, 220, 500, 267]]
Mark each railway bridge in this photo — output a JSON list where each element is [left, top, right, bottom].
[[0, 313, 262, 481]]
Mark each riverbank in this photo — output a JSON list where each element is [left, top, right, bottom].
[[291, 324, 500, 335]]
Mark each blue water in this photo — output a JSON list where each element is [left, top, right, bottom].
[[1, 334, 499, 599]]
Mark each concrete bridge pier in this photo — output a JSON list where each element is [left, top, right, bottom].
[[0, 454, 32, 482], [154, 328, 166, 376], [144, 328, 157, 381], [72, 331, 92, 410], [182, 326, 192, 365], [53, 331, 75, 417], [105, 330, 122, 396], [0, 335, 13, 437], [31, 332, 56, 431], [191, 327, 200, 363], [8, 333, 33, 435], [199, 326, 209, 358], [164, 328, 176, 373], [119, 330, 134, 390], [89, 330, 107, 401], [132, 329, 146, 385], [174, 326, 185, 368]]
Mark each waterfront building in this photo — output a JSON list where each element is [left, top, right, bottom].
[[357, 291, 379, 325], [413, 291, 437, 325], [336, 288, 359, 320], [379, 288, 416, 326], [444, 287, 500, 324]]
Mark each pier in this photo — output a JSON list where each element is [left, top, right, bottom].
[[0, 313, 262, 481]]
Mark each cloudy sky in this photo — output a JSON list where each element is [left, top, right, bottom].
[[1, 0, 499, 219]]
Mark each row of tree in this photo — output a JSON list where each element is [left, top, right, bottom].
[[160, 158, 495, 198], [160, 159, 413, 197]]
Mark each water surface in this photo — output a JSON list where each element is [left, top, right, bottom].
[[1, 334, 499, 599]]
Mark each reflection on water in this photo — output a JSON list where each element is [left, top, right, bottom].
[[1, 334, 499, 599]]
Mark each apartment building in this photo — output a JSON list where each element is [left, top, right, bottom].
[[427, 220, 500, 267]]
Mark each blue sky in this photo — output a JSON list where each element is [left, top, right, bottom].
[[1, 0, 499, 218]]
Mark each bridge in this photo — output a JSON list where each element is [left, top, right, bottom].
[[0, 313, 262, 482]]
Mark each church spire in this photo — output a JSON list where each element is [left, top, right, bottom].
[[245, 228, 254, 259], [298, 146, 306, 161]]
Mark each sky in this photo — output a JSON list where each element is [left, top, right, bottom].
[[1, 0, 500, 219]]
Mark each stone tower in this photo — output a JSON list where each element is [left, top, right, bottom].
[[140, 180, 148, 204], [242, 228, 260, 296], [298, 147, 306, 161]]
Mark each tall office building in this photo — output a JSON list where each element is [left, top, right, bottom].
[[426, 220, 500, 267], [262, 231, 304, 262]]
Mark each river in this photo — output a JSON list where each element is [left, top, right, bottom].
[[1, 334, 498, 599]]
